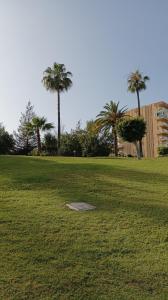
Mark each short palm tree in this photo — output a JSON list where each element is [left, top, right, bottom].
[[128, 70, 149, 156], [29, 117, 54, 155], [42, 63, 72, 154], [96, 101, 127, 156]]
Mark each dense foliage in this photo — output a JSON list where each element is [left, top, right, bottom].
[[60, 132, 82, 156], [42, 133, 58, 155], [59, 121, 111, 157], [117, 117, 146, 159], [158, 146, 168, 156], [0, 124, 15, 154]]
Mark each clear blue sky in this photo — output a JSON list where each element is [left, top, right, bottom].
[[0, 0, 168, 133]]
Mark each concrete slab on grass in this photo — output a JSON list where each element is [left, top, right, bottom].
[[66, 202, 96, 211]]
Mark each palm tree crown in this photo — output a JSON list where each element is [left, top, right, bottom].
[[42, 63, 73, 93], [96, 101, 127, 129], [128, 70, 149, 94], [31, 117, 54, 131], [96, 101, 127, 156]]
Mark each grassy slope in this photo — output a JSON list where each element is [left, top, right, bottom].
[[0, 156, 168, 300]]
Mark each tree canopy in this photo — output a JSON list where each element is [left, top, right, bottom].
[[42, 63, 73, 93], [117, 117, 146, 159], [127, 70, 149, 95]]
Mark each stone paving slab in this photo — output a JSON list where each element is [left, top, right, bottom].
[[66, 202, 96, 211]]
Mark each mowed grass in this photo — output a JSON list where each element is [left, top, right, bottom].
[[0, 156, 168, 300]]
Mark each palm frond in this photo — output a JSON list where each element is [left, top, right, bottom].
[[96, 100, 127, 131], [42, 122, 54, 131]]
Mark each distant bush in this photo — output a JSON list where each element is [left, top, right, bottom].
[[60, 132, 82, 156], [158, 146, 168, 156]]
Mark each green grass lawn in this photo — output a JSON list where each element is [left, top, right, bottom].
[[0, 156, 168, 300]]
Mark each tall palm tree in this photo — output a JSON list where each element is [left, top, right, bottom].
[[29, 117, 54, 155], [128, 70, 149, 116], [42, 63, 72, 154], [96, 101, 127, 156], [128, 70, 149, 157]]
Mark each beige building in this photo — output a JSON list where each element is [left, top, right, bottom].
[[119, 101, 168, 158]]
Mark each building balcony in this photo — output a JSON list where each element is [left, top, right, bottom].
[[157, 132, 168, 136], [159, 136, 168, 141], [157, 117, 168, 122], [157, 127, 168, 135], [158, 122, 168, 128], [160, 136, 168, 141]]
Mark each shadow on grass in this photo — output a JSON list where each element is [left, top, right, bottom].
[[0, 156, 168, 225]]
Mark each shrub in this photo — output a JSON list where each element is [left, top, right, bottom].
[[43, 133, 57, 155], [158, 146, 168, 156], [117, 117, 146, 159], [127, 154, 133, 157]]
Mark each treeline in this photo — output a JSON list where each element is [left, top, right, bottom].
[[0, 64, 153, 158], [41, 64, 148, 159], [0, 101, 112, 157], [0, 99, 146, 159]]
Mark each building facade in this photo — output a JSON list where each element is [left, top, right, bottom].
[[119, 101, 168, 158]]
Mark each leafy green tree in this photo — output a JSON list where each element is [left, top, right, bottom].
[[81, 134, 111, 157], [117, 117, 146, 159], [0, 124, 15, 154], [85, 120, 99, 136], [43, 133, 57, 155], [42, 63, 73, 154], [14, 101, 36, 154], [60, 132, 83, 156], [96, 101, 127, 156], [128, 70, 149, 156], [81, 120, 111, 157], [29, 117, 54, 155]]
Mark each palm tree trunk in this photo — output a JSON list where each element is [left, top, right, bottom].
[[113, 127, 118, 156], [134, 141, 141, 160], [136, 89, 141, 117], [36, 128, 41, 155], [136, 89, 143, 158], [57, 90, 61, 155]]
